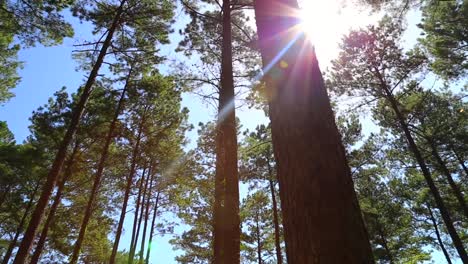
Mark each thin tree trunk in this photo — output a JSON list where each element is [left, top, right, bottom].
[[0, 185, 11, 209], [139, 167, 155, 263], [268, 177, 282, 264], [429, 141, 468, 219], [255, 211, 262, 264], [427, 203, 452, 264], [69, 67, 131, 264], [380, 82, 468, 261], [451, 146, 468, 180], [254, 1, 374, 263], [128, 166, 148, 264], [30, 141, 80, 264], [2, 182, 40, 264], [213, 0, 240, 263], [12, 2, 126, 262], [110, 115, 145, 264], [145, 192, 160, 264], [375, 217, 393, 264], [130, 164, 151, 263]]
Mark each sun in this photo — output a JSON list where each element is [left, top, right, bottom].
[[298, 0, 340, 42], [296, 0, 378, 65]]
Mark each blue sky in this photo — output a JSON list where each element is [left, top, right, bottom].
[[0, 1, 462, 263]]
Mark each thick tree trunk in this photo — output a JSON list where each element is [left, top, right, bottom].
[[254, 1, 374, 263], [30, 141, 80, 264], [268, 176, 282, 264], [381, 85, 468, 261], [128, 166, 148, 264], [427, 204, 452, 264], [429, 141, 468, 219], [213, 0, 240, 263], [139, 168, 155, 263], [145, 192, 160, 264], [2, 182, 40, 264], [12, 2, 126, 263], [213, 146, 225, 264], [109, 116, 145, 264], [69, 67, 131, 264]]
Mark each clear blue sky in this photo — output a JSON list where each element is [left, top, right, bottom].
[[0, 2, 460, 263]]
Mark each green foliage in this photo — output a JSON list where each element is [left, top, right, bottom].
[[330, 14, 467, 262], [419, 0, 468, 79], [328, 16, 426, 101], [0, 25, 21, 104], [0, 121, 14, 144], [170, 122, 216, 263], [240, 190, 276, 263], [176, 0, 260, 103], [1, 0, 75, 47]]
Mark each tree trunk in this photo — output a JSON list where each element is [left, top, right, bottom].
[[269, 178, 283, 264], [427, 203, 452, 264], [214, 0, 240, 263], [145, 192, 160, 264], [2, 182, 40, 264], [69, 66, 131, 264], [139, 168, 155, 263], [12, 2, 126, 262], [254, 1, 374, 263], [30, 141, 80, 264], [380, 83, 468, 261], [110, 115, 145, 264], [130, 164, 152, 263], [255, 211, 262, 264], [429, 141, 468, 219], [375, 217, 393, 264], [0, 185, 11, 210], [451, 146, 468, 180], [128, 166, 148, 264]]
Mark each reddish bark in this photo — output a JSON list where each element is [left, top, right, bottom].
[[30, 141, 80, 264], [213, 0, 240, 263], [69, 66, 131, 264], [12, 2, 126, 262], [254, 1, 374, 262]]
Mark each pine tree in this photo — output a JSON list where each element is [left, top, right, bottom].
[[254, 1, 374, 262]]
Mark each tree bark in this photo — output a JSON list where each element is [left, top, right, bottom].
[[109, 115, 145, 264], [30, 141, 80, 264], [12, 2, 126, 262], [69, 66, 131, 264], [269, 179, 283, 264], [139, 167, 155, 263], [128, 166, 148, 264], [427, 203, 452, 264], [0, 185, 11, 210], [380, 83, 468, 261], [2, 182, 40, 264], [268, 168, 282, 264], [254, 1, 374, 263], [214, 0, 240, 263], [451, 145, 468, 181], [255, 211, 262, 264], [429, 141, 468, 219], [145, 192, 160, 264], [375, 217, 393, 264], [130, 167, 149, 263]]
